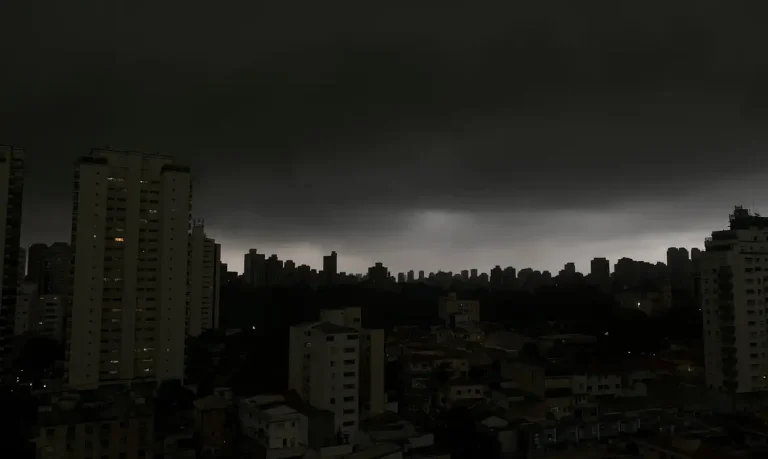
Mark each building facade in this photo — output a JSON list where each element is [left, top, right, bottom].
[[438, 293, 480, 328], [320, 307, 386, 417], [68, 149, 192, 388], [701, 206, 768, 393], [0, 145, 25, 377], [288, 321, 361, 437], [187, 221, 221, 337]]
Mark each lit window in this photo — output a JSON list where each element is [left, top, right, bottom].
[[114, 237, 124, 242]]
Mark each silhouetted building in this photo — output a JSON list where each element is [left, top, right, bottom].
[[27, 242, 47, 287], [418, 270, 425, 281], [188, 221, 221, 336], [367, 262, 389, 285], [244, 249, 266, 287], [397, 272, 405, 283], [590, 257, 609, 280], [0, 145, 24, 377], [322, 251, 337, 285], [407, 270, 415, 283], [490, 265, 503, 288], [44, 242, 72, 294], [667, 247, 692, 292], [502, 266, 517, 288], [219, 262, 238, 285], [69, 148, 192, 388], [265, 254, 283, 286]]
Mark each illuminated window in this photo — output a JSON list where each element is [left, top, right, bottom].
[[114, 237, 125, 242]]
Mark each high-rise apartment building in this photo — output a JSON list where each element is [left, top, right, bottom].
[[701, 206, 768, 393], [590, 257, 609, 280], [323, 251, 337, 286], [320, 307, 385, 418], [0, 145, 25, 377], [45, 242, 72, 294], [187, 221, 221, 337], [25, 242, 72, 294], [68, 148, 192, 388], [27, 242, 48, 287], [243, 249, 266, 287], [187, 220, 221, 336], [668, 247, 692, 292], [288, 321, 361, 438]]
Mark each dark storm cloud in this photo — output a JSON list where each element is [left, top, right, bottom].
[[3, 1, 768, 271]]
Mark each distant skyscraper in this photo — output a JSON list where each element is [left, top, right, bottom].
[[418, 270, 425, 281], [367, 262, 388, 285], [27, 242, 48, 289], [265, 254, 283, 286], [470, 269, 478, 280], [323, 251, 338, 285], [590, 257, 610, 284], [187, 221, 221, 337], [502, 266, 517, 287], [24, 242, 72, 294], [243, 249, 266, 287], [667, 247, 692, 292], [490, 265, 503, 288], [397, 272, 405, 283], [44, 242, 72, 294], [701, 206, 768, 393], [407, 270, 414, 283], [0, 145, 24, 377], [68, 148, 192, 388]]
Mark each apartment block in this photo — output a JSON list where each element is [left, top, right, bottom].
[[701, 206, 768, 393], [289, 321, 361, 438], [0, 145, 24, 377], [320, 307, 386, 417], [438, 293, 480, 328], [68, 149, 192, 388], [187, 221, 221, 337]]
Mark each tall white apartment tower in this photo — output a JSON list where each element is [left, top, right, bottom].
[[68, 149, 192, 388], [0, 146, 25, 378], [289, 321, 361, 438], [320, 307, 385, 417], [187, 221, 221, 337], [702, 206, 768, 393]]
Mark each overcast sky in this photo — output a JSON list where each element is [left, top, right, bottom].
[[2, 1, 768, 274]]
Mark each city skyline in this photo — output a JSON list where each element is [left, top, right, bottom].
[[4, 2, 768, 275]]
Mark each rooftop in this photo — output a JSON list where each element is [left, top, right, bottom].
[[193, 395, 231, 412]]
